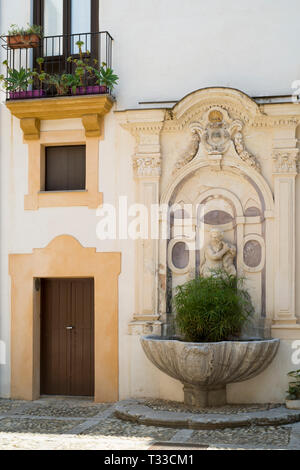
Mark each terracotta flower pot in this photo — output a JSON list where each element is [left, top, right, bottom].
[[88, 85, 108, 94], [99, 85, 108, 94], [33, 89, 46, 98], [9, 90, 45, 100], [7, 34, 40, 49], [70, 87, 86, 96], [9, 91, 20, 100]]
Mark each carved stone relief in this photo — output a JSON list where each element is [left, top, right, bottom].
[[201, 228, 236, 277], [133, 154, 161, 177], [174, 106, 261, 173], [272, 149, 299, 174]]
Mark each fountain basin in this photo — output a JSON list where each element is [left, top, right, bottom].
[[140, 335, 280, 407]]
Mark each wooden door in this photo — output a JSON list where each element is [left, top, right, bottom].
[[41, 279, 94, 396]]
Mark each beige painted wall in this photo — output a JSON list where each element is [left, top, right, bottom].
[[9, 236, 121, 402]]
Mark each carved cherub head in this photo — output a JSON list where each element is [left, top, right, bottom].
[[210, 228, 224, 242]]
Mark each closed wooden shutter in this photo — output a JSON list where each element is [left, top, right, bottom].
[[45, 145, 86, 191]]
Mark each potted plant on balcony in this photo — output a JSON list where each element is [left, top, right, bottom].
[[66, 41, 118, 95], [0, 61, 33, 99], [31, 57, 47, 97], [46, 74, 71, 96], [6, 24, 42, 49], [140, 271, 280, 408], [67, 41, 95, 95], [92, 61, 119, 94], [286, 370, 300, 410]]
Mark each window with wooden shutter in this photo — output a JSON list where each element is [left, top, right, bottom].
[[45, 145, 86, 191]]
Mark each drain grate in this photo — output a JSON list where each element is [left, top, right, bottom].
[[149, 442, 208, 450]]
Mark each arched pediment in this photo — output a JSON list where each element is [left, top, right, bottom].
[[171, 87, 261, 126]]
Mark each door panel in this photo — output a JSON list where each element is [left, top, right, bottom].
[[41, 279, 94, 396], [70, 280, 94, 396]]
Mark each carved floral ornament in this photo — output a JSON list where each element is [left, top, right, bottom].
[[272, 149, 299, 174], [174, 107, 261, 173], [133, 154, 161, 177]]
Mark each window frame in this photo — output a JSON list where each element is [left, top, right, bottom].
[[24, 129, 102, 210], [33, 0, 99, 37]]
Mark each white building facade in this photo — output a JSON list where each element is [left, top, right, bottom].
[[0, 0, 300, 403]]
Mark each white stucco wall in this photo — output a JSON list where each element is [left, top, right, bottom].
[[100, 0, 300, 109]]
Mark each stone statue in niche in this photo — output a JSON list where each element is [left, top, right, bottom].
[[201, 229, 237, 277]]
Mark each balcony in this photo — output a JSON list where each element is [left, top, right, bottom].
[[1, 31, 114, 100], [1, 31, 116, 139]]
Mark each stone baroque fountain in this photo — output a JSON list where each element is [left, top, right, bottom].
[[141, 229, 280, 408], [140, 335, 280, 407]]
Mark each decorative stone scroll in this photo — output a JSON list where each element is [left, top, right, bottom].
[[233, 131, 261, 171], [174, 130, 200, 172]]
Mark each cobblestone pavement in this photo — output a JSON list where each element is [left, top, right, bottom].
[[0, 398, 298, 450]]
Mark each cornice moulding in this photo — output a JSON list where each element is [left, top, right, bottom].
[[6, 95, 114, 140], [6, 95, 114, 120]]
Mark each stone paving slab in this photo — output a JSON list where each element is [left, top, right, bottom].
[[115, 399, 300, 430], [84, 416, 177, 442], [0, 398, 297, 450], [0, 417, 84, 434], [188, 425, 291, 449], [13, 405, 107, 418], [0, 400, 26, 415], [143, 399, 281, 415]]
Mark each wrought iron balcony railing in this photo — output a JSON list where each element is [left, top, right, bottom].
[[1, 31, 113, 100]]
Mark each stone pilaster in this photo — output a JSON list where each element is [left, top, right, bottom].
[[118, 111, 165, 335], [272, 141, 299, 325]]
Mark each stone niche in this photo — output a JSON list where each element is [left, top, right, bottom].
[[166, 169, 266, 323], [157, 96, 276, 338]]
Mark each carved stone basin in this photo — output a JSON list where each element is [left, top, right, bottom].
[[140, 335, 280, 407]]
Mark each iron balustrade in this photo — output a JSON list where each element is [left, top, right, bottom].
[[0, 31, 113, 100]]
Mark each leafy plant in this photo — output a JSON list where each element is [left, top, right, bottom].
[[0, 61, 32, 92], [7, 23, 43, 38], [26, 24, 43, 37], [32, 57, 47, 86], [93, 61, 119, 90], [286, 370, 300, 400], [67, 41, 94, 88], [173, 271, 254, 343], [61, 73, 81, 94], [46, 74, 70, 95]]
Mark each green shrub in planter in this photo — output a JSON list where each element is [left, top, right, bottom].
[[173, 271, 254, 343], [286, 370, 300, 400]]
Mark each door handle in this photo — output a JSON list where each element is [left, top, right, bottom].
[[66, 326, 74, 330]]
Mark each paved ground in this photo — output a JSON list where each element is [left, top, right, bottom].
[[0, 397, 298, 450]]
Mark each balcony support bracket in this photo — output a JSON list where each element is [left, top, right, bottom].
[[6, 95, 114, 141], [82, 114, 102, 138], [20, 118, 40, 141]]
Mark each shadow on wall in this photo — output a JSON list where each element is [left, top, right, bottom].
[[0, 340, 6, 365]]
